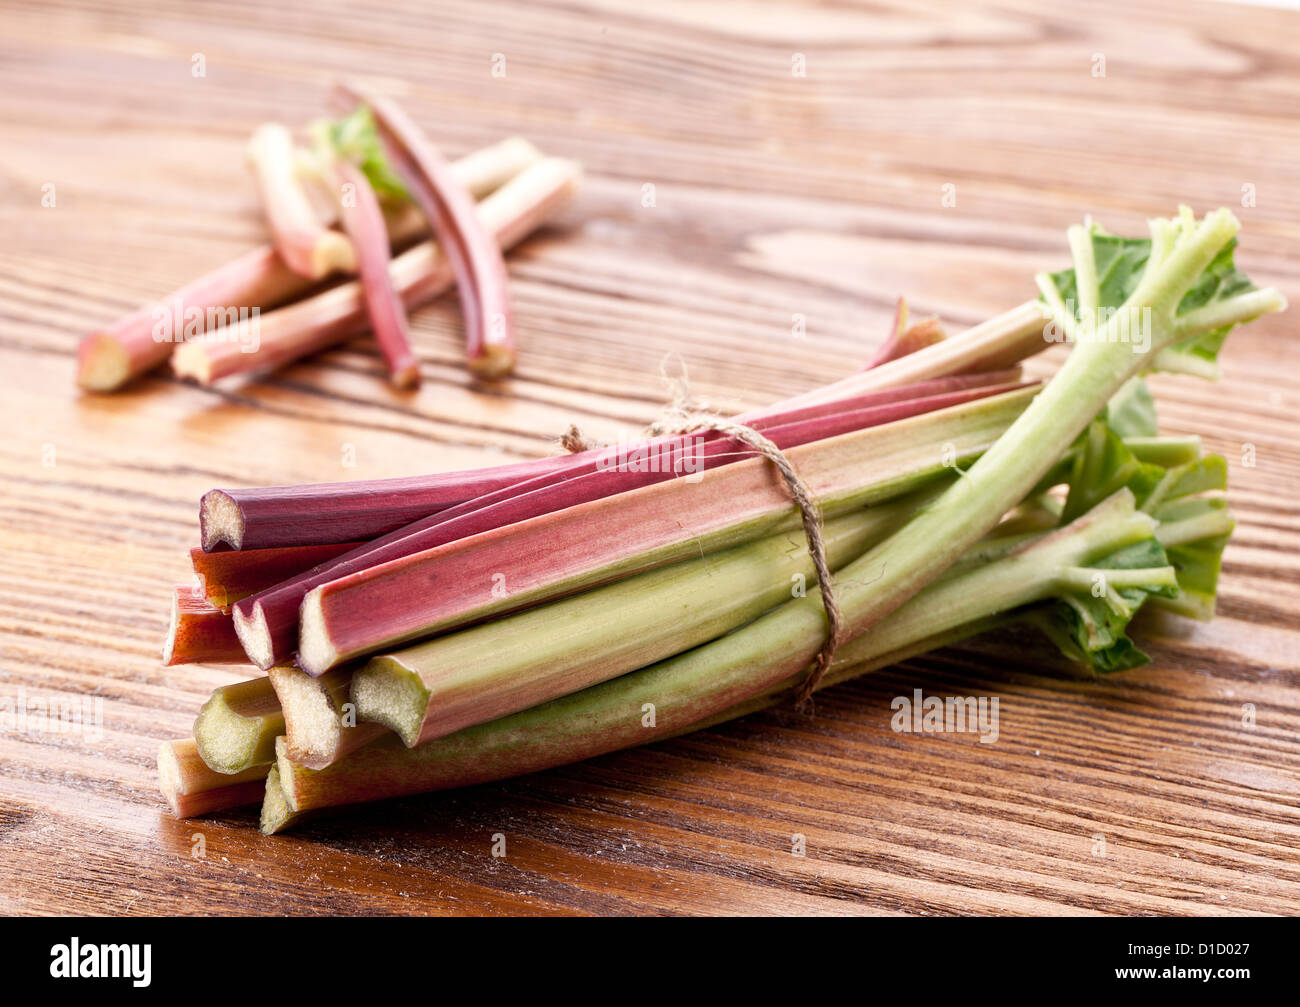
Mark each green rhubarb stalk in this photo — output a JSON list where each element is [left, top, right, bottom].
[[263, 485, 1212, 831], [341, 431, 1186, 755], [351, 490, 938, 747], [788, 207, 1280, 698], [193, 677, 285, 775]]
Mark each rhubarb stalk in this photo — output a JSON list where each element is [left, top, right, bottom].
[[340, 86, 516, 377], [172, 157, 579, 386], [193, 677, 285, 775], [246, 122, 356, 280], [351, 494, 933, 746], [860, 297, 946, 371], [77, 137, 543, 391], [190, 541, 363, 610], [292, 387, 1038, 674], [331, 157, 420, 386], [158, 738, 270, 818], [162, 585, 246, 666], [238, 375, 1029, 669]]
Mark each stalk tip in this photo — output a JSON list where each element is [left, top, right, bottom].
[[351, 657, 428, 747], [172, 340, 215, 386], [468, 342, 516, 379], [76, 333, 132, 391]]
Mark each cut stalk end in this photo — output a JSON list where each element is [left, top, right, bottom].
[[468, 341, 516, 379], [162, 584, 247, 665], [161, 592, 181, 666], [309, 230, 358, 280], [390, 360, 421, 389], [259, 765, 297, 834], [269, 665, 340, 764], [269, 665, 388, 768], [172, 340, 216, 386], [296, 589, 341, 675], [156, 739, 186, 817], [193, 678, 285, 774], [200, 490, 245, 551], [351, 657, 428, 747], [76, 333, 133, 391], [232, 601, 277, 670]]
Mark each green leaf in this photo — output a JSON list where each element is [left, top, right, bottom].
[[1105, 378, 1159, 439], [1044, 231, 1151, 313], [1025, 608, 1153, 674], [1033, 538, 1176, 674], [1060, 421, 1166, 523], [1153, 239, 1256, 379], [1041, 224, 1258, 380], [1029, 418, 1233, 669], [316, 105, 410, 203], [1150, 496, 1234, 620]]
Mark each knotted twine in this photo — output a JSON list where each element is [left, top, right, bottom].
[[562, 364, 842, 706]]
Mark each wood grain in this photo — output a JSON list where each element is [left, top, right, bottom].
[[1, 0, 1298, 916]]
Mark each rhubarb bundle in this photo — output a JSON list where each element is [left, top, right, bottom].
[[152, 208, 1282, 836], [78, 91, 579, 391]]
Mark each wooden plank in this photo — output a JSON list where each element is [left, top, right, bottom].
[[0, 0, 1297, 915]]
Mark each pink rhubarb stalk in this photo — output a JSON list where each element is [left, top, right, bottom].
[[247, 122, 356, 280], [332, 158, 420, 387], [340, 85, 516, 378], [76, 137, 543, 392], [171, 157, 579, 386]]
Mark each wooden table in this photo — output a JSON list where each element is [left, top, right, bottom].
[[2, 0, 1298, 916]]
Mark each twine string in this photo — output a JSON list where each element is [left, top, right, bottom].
[[563, 362, 841, 705]]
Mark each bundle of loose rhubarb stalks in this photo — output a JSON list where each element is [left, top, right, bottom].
[[156, 207, 1283, 834], [78, 85, 582, 391]]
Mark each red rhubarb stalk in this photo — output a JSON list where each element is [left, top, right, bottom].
[[200, 451, 580, 553], [190, 541, 363, 609], [162, 585, 247, 666], [331, 158, 420, 387], [340, 85, 515, 377]]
